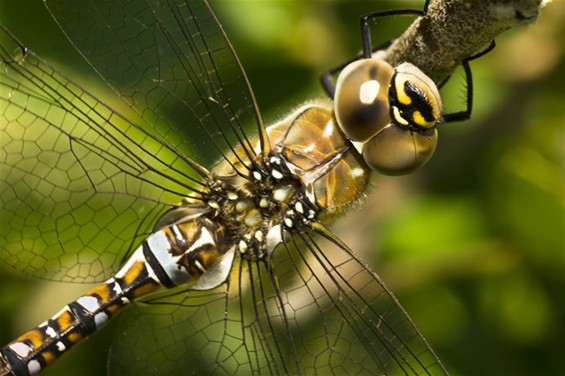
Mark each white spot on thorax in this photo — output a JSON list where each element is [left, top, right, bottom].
[[259, 197, 269, 208], [284, 218, 293, 228], [236, 199, 252, 212], [351, 167, 365, 177], [271, 169, 283, 179], [208, 200, 220, 209], [322, 120, 335, 137], [254, 230, 264, 242], [273, 186, 293, 202], [238, 240, 248, 253]]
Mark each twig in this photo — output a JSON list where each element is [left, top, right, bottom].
[[381, 0, 546, 83]]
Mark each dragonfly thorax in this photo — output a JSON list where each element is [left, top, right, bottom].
[[204, 155, 314, 261], [267, 105, 370, 223], [197, 104, 371, 261]]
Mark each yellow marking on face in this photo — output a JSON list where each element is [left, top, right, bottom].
[[412, 111, 434, 128]]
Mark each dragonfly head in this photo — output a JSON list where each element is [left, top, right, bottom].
[[334, 59, 442, 176]]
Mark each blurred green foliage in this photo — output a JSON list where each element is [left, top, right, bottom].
[[0, 0, 563, 375]]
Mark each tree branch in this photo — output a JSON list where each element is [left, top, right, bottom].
[[380, 0, 546, 84]]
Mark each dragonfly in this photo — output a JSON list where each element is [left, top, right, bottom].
[[0, 0, 492, 375]]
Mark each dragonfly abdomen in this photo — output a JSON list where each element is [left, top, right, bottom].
[[0, 213, 230, 376], [0, 278, 138, 376]]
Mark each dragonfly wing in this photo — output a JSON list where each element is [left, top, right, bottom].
[[43, 0, 265, 169], [107, 254, 278, 375], [295, 225, 449, 375], [0, 27, 205, 282], [1, 0, 265, 282], [106, 226, 448, 375]]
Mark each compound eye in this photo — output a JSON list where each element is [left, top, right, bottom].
[[362, 125, 438, 175], [334, 59, 395, 142], [391, 62, 442, 130]]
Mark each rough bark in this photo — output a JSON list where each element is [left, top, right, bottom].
[[380, 0, 546, 84]]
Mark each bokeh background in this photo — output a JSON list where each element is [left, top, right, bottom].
[[0, 1, 563, 375]]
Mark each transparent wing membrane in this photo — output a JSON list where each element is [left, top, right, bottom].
[[0, 0, 448, 374], [0, 27, 202, 281], [44, 0, 264, 170], [0, 0, 266, 282], [107, 229, 446, 375]]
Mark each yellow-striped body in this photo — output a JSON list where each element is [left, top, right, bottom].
[[0, 102, 371, 376], [0, 217, 228, 376]]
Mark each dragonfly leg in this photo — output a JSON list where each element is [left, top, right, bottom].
[[320, 6, 425, 98], [442, 40, 496, 123]]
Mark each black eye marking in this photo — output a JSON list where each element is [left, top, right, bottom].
[[403, 81, 436, 124]]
